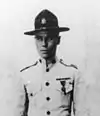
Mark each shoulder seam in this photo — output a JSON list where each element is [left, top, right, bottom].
[[70, 64, 78, 69], [20, 61, 38, 72], [60, 59, 78, 69], [60, 59, 69, 67]]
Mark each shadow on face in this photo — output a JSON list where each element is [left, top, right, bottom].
[[34, 31, 60, 59]]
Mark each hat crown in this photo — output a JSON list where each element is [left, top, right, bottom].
[[35, 9, 58, 29]]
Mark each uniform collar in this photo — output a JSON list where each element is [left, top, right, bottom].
[[39, 56, 58, 72], [39, 56, 58, 64]]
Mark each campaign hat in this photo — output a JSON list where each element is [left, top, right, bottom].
[[24, 9, 70, 35]]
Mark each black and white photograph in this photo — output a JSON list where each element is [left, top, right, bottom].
[[0, 0, 100, 116]]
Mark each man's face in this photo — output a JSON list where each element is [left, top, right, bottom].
[[35, 31, 60, 59]]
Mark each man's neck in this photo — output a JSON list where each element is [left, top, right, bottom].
[[45, 56, 56, 67], [40, 55, 57, 67]]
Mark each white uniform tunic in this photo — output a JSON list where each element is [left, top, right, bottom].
[[0, 58, 85, 116], [19, 58, 84, 116]]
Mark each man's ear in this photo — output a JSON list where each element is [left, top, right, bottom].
[[57, 36, 61, 45]]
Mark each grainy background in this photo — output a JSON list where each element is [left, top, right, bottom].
[[0, 0, 100, 116]]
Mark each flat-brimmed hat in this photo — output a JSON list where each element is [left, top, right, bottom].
[[24, 9, 70, 35]]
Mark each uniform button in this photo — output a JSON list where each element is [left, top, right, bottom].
[[47, 111, 51, 115], [46, 97, 50, 101], [45, 82, 50, 86], [46, 68, 49, 72]]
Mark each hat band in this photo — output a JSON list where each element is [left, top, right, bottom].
[[40, 27, 46, 29], [36, 26, 59, 30]]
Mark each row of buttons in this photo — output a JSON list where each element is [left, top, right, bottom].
[[45, 81, 51, 115], [46, 82, 50, 101]]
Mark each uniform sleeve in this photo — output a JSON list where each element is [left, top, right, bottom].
[[0, 71, 27, 116], [73, 69, 88, 116]]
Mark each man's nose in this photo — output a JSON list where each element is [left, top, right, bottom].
[[42, 38, 48, 47]]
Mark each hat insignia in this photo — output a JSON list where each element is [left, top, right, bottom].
[[41, 18, 46, 24]]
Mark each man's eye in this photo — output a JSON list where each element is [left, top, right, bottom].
[[48, 37, 53, 41], [35, 36, 42, 41]]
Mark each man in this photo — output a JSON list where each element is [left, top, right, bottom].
[[18, 9, 86, 116]]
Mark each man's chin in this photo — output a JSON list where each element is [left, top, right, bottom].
[[41, 54, 49, 59]]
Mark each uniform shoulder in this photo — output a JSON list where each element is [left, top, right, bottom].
[[59, 59, 78, 69], [20, 60, 38, 72]]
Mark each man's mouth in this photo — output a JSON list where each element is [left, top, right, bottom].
[[41, 50, 48, 52], [40, 50, 49, 54]]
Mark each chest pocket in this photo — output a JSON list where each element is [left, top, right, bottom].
[[55, 77, 74, 94], [25, 81, 42, 97]]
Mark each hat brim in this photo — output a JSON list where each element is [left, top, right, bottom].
[[24, 27, 70, 36]]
